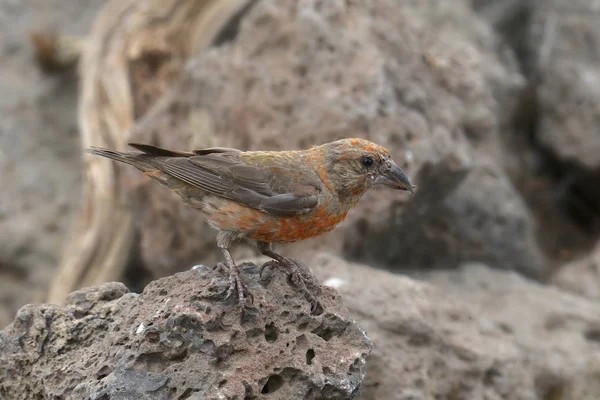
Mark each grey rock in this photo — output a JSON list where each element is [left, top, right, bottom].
[[0, 0, 107, 328], [345, 157, 546, 279], [309, 253, 600, 400], [472, 0, 539, 75], [526, 0, 600, 169], [473, 0, 600, 257], [552, 240, 600, 300], [0, 262, 372, 400]]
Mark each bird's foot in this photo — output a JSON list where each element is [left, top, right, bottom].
[[263, 257, 320, 314], [224, 264, 253, 307], [259, 260, 279, 280], [290, 268, 320, 315]]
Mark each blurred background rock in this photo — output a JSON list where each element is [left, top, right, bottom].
[[1, 0, 600, 398]]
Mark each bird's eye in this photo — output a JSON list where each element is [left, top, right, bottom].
[[361, 156, 374, 168]]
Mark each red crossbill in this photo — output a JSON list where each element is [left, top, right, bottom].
[[86, 138, 414, 311]]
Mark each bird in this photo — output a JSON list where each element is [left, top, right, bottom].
[[85, 138, 415, 311]]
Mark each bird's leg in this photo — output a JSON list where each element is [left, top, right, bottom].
[[256, 241, 318, 312], [221, 248, 247, 305], [217, 231, 251, 306]]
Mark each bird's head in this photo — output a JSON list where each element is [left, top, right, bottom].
[[319, 138, 415, 198]]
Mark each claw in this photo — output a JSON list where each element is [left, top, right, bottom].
[[289, 269, 319, 314], [260, 260, 279, 280], [218, 245, 253, 309], [310, 299, 320, 315], [224, 270, 253, 307], [215, 262, 229, 274]]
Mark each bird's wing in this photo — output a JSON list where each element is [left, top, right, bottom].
[[128, 142, 242, 157], [136, 147, 321, 217], [128, 142, 196, 157]]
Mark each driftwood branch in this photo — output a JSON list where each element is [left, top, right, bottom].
[[48, 0, 251, 304]]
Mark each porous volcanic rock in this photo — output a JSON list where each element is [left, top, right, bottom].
[[309, 253, 600, 400], [0, 262, 372, 400]]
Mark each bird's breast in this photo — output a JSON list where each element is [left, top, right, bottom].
[[260, 205, 350, 243], [200, 195, 352, 244]]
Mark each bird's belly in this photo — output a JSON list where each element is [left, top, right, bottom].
[[202, 197, 348, 243]]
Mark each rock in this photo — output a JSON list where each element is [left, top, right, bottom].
[[480, 0, 600, 239], [525, 0, 600, 237], [0, 262, 372, 399], [116, 0, 523, 278], [472, 0, 539, 75], [527, 0, 600, 169], [472, 0, 600, 259], [552, 241, 600, 300], [309, 253, 600, 400], [0, 0, 107, 328], [344, 156, 547, 279]]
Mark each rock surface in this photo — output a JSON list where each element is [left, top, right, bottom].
[[526, 0, 600, 238], [527, 0, 600, 170], [552, 240, 600, 300], [345, 156, 547, 279], [475, 0, 600, 248], [0, 0, 106, 327], [309, 253, 600, 400], [0, 262, 372, 400]]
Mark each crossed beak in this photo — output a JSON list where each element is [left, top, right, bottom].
[[376, 161, 415, 193]]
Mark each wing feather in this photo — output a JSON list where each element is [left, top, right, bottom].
[[156, 158, 235, 194], [136, 146, 321, 216]]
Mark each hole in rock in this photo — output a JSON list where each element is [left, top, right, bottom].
[[96, 365, 111, 380], [264, 323, 278, 343], [306, 349, 315, 365], [261, 374, 283, 394], [322, 366, 333, 375], [298, 322, 309, 331], [313, 327, 334, 342], [178, 388, 200, 400], [312, 302, 324, 316]]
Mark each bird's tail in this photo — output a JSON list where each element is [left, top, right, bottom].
[[85, 147, 153, 171]]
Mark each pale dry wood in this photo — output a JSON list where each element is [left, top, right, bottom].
[[48, 0, 250, 304]]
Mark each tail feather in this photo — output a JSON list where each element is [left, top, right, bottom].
[[85, 147, 152, 170], [127, 142, 194, 157]]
